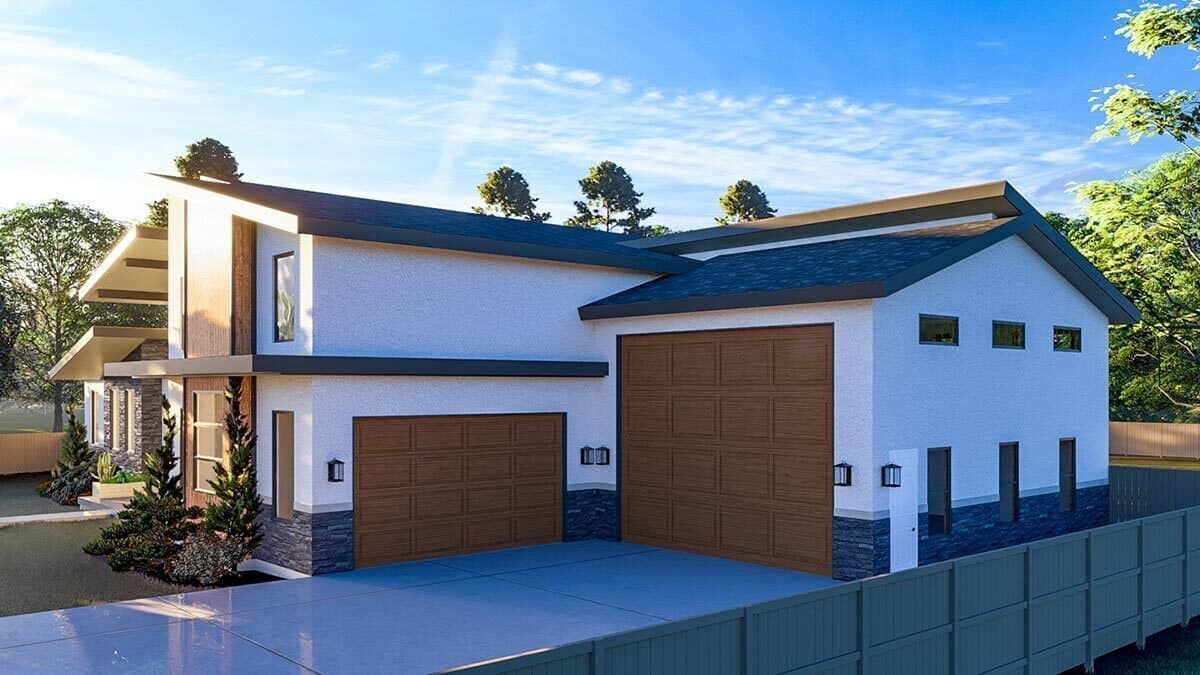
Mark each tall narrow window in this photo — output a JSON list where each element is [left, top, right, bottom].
[[274, 252, 296, 342], [999, 442, 1020, 523], [124, 389, 136, 454], [192, 391, 227, 494], [992, 321, 1025, 349], [108, 390, 117, 449], [1060, 438, 1077, 512], [273, 411, 295, 520], [1054, 326, 1082, 352], [919, 314, 958, 345], [89, 390, 99, 444], [927, 447, 952, 535]]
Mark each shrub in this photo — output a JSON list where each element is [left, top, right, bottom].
[[94, 452, 115, 482], [142, 395, 182, 500], [204, 379, 262, 563], [166, 531, 244, 585], [40, 401, 96, 505]]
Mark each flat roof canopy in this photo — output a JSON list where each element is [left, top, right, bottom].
[[47, 326, 168, 381], [105, 355, 609, 379], [78, 226, 168, 305]]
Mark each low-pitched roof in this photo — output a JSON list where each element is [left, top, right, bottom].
[[77, 226, 168, 305], [47, 326, 167, 381], [580, 214, 1141, 323], [150, 175, 697, 275]]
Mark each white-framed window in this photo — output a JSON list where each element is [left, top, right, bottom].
[[89, 390, 100, 445], [125, 389, 136, 454], [274, 252, 296, 342], [192, 391, 227, 494]]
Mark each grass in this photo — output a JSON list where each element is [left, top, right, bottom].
[[0, 473, 75, 518], [0, 407, 54, 434], [0, 519, 198, 617]]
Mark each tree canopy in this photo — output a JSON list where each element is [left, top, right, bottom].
[[716, 179, 776, 225], [174, 137, 243, 181], [473, 166, 550, 222], [565, 161, 657, 236], [0, 201, 163, 428]]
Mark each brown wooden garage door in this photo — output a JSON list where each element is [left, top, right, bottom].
[[620, 325, 833, 574], [353, 413, 563, 567]]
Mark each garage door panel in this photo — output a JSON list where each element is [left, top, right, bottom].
[[672, 450, 717, 493], [622, 326, 832, 575], [354, 413, 562, 568]]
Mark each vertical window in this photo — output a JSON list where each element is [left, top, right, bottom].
[[1054, 326, 1082, 352], [1060, 438, 1077, 512], [108, 390, 117, 449], [999, 442, 1020, 523], [192, 391, 227, 494], [919, 315, 958, 345], [927, 447, 952, 535], [274, 252, 296, 342], [991, 321, 1025, 349], [89, 390, 99, 444], [124, 389, 136, 454], [273, 411, 295, 520]]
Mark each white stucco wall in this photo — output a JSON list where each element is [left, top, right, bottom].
[[255, 375, 314, 511], [308, 238, 653, 359], [872, 236, 1110, 517], [256, 227, 313, 355], [82, 380, 105, 445]]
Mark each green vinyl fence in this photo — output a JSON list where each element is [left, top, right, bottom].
[[1111, 465, 1200, 522], [449, 507, 1200, 675]]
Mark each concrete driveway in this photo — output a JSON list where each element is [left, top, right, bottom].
[[0, 540, 838, 674]]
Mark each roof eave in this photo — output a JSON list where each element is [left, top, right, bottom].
[[578, 281, 886, 320]]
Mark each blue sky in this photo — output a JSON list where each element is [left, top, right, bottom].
[[0, 0, 1187, 229]]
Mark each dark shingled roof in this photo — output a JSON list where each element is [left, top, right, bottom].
[[151, 174, 696, 274], [580, 219, 1025, 319]]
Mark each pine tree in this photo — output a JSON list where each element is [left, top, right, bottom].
[[141, 396, 182, 500], [204, 378, 263, 560], [41, 401, 96, 504]]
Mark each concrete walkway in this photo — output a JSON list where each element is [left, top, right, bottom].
[[0, 540, 838, 674]]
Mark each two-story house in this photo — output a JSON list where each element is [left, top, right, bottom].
[[93, 175, 1136, 581]]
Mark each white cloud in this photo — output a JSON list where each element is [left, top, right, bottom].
[[369, 51, 399, 70], [266, 64, 319, 80], [251, 86, 305, 97], [530, 62, 559, 76], [420, 62, 448, 75], [322, 46, 350, 57], [564, 69, 603, 86]]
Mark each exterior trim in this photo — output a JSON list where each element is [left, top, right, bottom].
[[580, 280, 884, 320], [105, 354, 609, 378], [95, 289, 169, 303], [47, 325, 169, 381]]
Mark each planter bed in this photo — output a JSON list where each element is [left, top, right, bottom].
[[90, 480, 146, 500]]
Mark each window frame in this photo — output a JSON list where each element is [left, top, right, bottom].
[[273, 251, 296, 343], [927, 447, 952, 535], [999, 442, 1020, 523], [1053, 326, 1082, 353], [1059, 438, 1077, 512], [919, 314, 960, 346], [108, 389, 118, 450], [991, 320, 1026, 350], [191, 390, 227, 495], [124, 389, 136, 454]]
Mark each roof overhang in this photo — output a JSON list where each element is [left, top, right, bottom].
[[78, 226, 169, 304], [626, 181, 1022, 255], [105, 355, 609, 379], [47, 326, 168, 381]]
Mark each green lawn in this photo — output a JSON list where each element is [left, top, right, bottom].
[[0, 406, 54, 433], [0, 519, 198, 617], [0, 473, 75, 518]]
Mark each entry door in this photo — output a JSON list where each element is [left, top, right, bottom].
[[889, 448, 919, 572]]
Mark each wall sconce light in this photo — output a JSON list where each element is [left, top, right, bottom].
[[327, 458, 345, 483], [833, 462, 852, 487], [580, 446, 610, 465], [881, 462, 902, 488]]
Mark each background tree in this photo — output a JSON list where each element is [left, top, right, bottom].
[[1093, 1, 1200, 151], [473, 166, 550, 222], [716, 179, 776, 225], [0, 282, 20, 399], [564, 161, 656, 235], [0, 202, 164, 430], [145, 137, 243, 228]]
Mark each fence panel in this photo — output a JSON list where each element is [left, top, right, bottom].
[[1111, 466, 1200, 521], [1110, 421, 1200, 460], [0, 432, 63, 475], [454, 507, 1200, 675]]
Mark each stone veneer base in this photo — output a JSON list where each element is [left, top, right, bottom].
[[256, 509, 354, 575], [564, 488, 618, 541]]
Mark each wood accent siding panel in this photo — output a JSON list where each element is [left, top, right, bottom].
[[620, 325, 833, 574], [185, 208, 232, 358], [182, 376, 254, 510], [231, 217, 256, 355], [353, 413, 563, 568]]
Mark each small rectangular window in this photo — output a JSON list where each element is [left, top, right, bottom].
[[273, 411, 295, 520], [927, 447, 952, 535], [992, 321, 1025, 349], [1059, 438, 1077, 512], [1054, 326, 1081, 352], [192, 391, 227, 494], [89, 390, 99, 444], [919, 315, 958, 346], [124, 389, 136, 453], [274, 252, 296, 342], [999, 442, 1020, 523]]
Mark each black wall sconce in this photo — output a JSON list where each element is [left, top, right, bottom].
[[833, 462, 852, 487], [580, 446, 610, 465], [881, 462, 902, 488], [327, 458, 345, 482]]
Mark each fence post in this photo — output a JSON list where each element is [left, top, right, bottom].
[[1085, 530, 1095, 673], [1137, 521, 1147, 650], [858, 583, 867, 675], [1185, 510, 1191, 629], [743, 607, 753, 675], [949, 560, 958, 674], [1024, 547, 1033, 672]]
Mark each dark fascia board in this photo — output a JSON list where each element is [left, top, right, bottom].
[[627, 183, 1021, 255], [578, 281, 887, 320], [105, 354, 609, 378], [878, 216, 1028, 296], [1017, 219, 1141, 324], [298, 216, 699, 275]]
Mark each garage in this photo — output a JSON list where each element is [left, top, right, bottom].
[[353, 413, 563, 567], [620, 324, 833, 574]]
